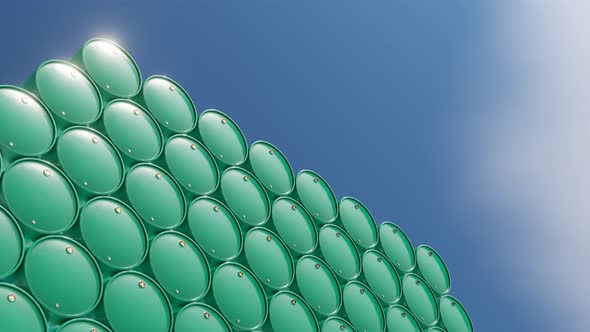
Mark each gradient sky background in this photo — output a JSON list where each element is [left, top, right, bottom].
[[2, 1, 588, 331]]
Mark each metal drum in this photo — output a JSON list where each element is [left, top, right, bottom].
[[362, 249, 402, 306], [0, 206, 24, 279], [295, 170, 338, 224], [248, 141, 295, 197], [415, 245, 451, 295], [0, 283, 47, 332], [339, 197, 378, 250], [295, 255, 342, 317], [438, 295, 473, 332], [175, 303, 231, 332], [197, 109, 248, 167], [318, 225, 361, 281], [244, 227, 294, 290], [402, 273, 439, 327], [342, 281, 385, 332], [379, 222, 416, 274], [56, 318, 112, 332], [269, 291, 319, 332], [220, 167, 270, 227], [385, 305, 421, 332], [321, 317, 357, 332], [271, 197, 318, 256]]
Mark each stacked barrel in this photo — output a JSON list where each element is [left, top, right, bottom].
[[0, 39, 473, 332]]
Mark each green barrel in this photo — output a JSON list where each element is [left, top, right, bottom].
[[0, 206, 24, 280], [402, 273, 439, 327], [438, 296, 473, 332], [379, 222, 416, 274], [295, 170, 338, 224], [197, 109, 248, 167], [318, 225, 361, 281], [295, 255, 342, 317], [362, 249, 402, 306], [386, 305, 422, 332], [220, 167, 271, 227], [212, 262, 268, 331], [321, 317, 357, 332], [0, 283, 47, 332], [103, 271, 172, 332], [175, 302, 232, 332], [1, 158, 79, 235], [338, 197, 378, 250], [415, 245, 451, 295], [149, 231, 211, 302], [56, 318, 112, 332], [187, 197, 243, 262], [268, 291, 319, 332], [248, 141, 295, 197], [342, 281, 386, 332], [72, 38, 142, 99], [24, 236, 102, 317], [271, 197, 318, 256], [426, 328, 447, 332]]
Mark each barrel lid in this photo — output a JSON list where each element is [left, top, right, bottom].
[[342, 281, 385, 332], [402, 273, 439, 327], [249, 141, 294, 196], [244, 227, 294, 290], [57, 318, 112, 332], [362, 250, 402, 305], [321, 317, 357, 332], [220, 167, 270, 226], [164, 135, 219, 195], [0, 206, 24, 279], [198, 110, 247, 166], [319, 225, 361, 280], [34, 60, 102, 124], [79, 197, 148, 269], [269, 291, 319, 332], [1, 159, 79, 234], [212, 263, 268, 330], [0, 86, 55, 156], [296, 170, 338, 223], [150, 231, 211, 302], [175, 303, 232, 332], [126, 163, 186, 229], [104, 271, 172, 332], [416, 245, 451, 295], [295, 255, 341, 316], [57, 127, 124, 194], [439, 296, 473, 332], [385, 305, 421, 332], [0, 283, 47, 332], [142, 76, 197, 133], [80, 39, 142, 98], [25, 236, 102, 317], [272, 197, 318, 255], [103, 99, 163, 161], [426, 328, 447, 332], [379, 222, 416, 273], [339, 197, 378, 249], [187, 197, 243, 261]]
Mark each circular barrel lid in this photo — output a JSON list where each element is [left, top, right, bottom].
[[80, 39, 142, 98], [269, 291, 318, 332], [142, 76, 197, 133], [103, 100, 163, 161], [426, 328, 447, 332], [175, 303, 231, 332], [339, 197, 378, 249], [439, 296, 473, 332], [296, 170, 338, 223], [79, 197, 148, 269], [362, 250, 402, 305], [57, 318, 112, 332], [295, 255, 341, 316], [104, 271, 172, 332], [0, 86, 55, 156], [187, 197, 242, 261], [198, 110, 247, 166], [0, 283, 47, 332], [0, 206, 24, 279], [342, 281, 385, 332], [212, 263, 268, 330], [385, 305, 421, 332], [249, 141, 294, 196], [220, 167, 270, 226], [402, 273, 439, 327], [57, 127, 124, 194], [164, 135, 219, 195], [416, 245, 451, 295], [379, 222, 416, 273], [34, 60, 102, 124], [244, 227, 294, 290], [321, 317, 357, 332], [24, 236, 102, 317], [125, 163, 186, 229], [272, 197, 318, 255], [318, 225, 361, 280], [150, 231, 210, 302], [2, 159, 79, 234]]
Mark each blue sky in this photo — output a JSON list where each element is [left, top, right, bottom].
[[2, 1, 588, 330]]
